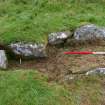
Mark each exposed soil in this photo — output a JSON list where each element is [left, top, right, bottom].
[[8, 44, 105, 82]]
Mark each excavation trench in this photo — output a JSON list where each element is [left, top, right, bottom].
[[7, 44, 105, 82]]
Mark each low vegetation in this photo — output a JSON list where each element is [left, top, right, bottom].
[[0, 0, 105, 44], [0, 70, 105, 105]]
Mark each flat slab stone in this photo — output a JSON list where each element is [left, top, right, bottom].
[[9, 42, 47, 59], [85, 68, 105, 75], [0, 50, 7, 69]]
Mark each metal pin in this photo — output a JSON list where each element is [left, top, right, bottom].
[[20, 58, 22, 64]]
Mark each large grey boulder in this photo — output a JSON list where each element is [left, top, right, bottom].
[[85, 68, 105, 75], [0, 50, 7, 69], [48, 31, 72, 45], [9, 42, 47, 58], [74, 24, 105, 40]]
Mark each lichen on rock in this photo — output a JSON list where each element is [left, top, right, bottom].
[[48, 31, 72, 45], [9, 42, 47, 59], [0, 50, 7, 69], [74, 24, 105, 41]]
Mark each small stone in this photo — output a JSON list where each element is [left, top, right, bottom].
[[64, 75, 75, 81]]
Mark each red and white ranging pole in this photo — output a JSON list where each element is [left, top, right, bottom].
[[64, 51, 105, 55]]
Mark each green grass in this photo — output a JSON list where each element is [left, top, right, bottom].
[[0, 70, 71, 105], [0, 70, 105, 105], [68, 75, 105, 105], [1, 0, 105, 44]]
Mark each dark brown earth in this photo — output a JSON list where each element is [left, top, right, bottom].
[[8, 43, 105, 82]]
